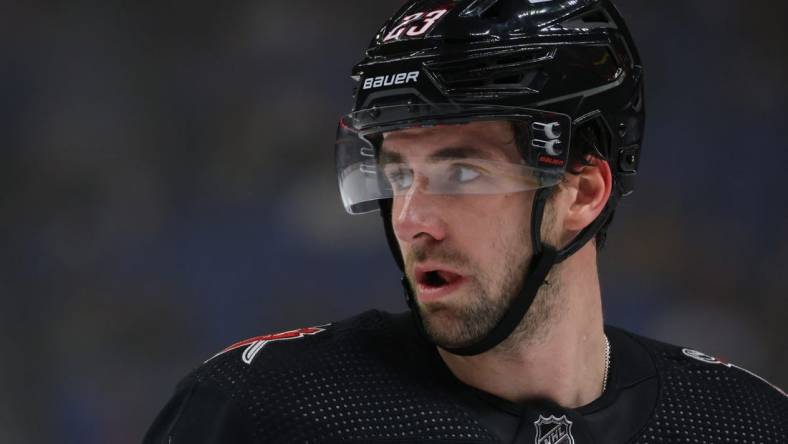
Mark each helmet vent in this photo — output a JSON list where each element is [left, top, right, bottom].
[[425, 48, 555, 99], [561, 7, 617, 29], [459, 0, 502, 18]]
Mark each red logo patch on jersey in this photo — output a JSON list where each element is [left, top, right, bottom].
[[207, 326, 328, 365]]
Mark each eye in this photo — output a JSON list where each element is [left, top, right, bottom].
[[450, 164, 481, 183], [385, 166, 414, 191]]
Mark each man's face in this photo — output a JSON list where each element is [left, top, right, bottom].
[[382, 121, 553, 349]]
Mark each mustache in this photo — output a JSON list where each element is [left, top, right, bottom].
[[405, 244, 471, 270]]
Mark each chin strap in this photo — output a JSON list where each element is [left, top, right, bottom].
[[441, 244, 557, 355], [380, 186, 617, 356], [439, 186, 557, 356]]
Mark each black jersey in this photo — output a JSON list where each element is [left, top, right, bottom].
[[144, 310, 787, 443]]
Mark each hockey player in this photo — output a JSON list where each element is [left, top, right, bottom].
[[144, 1, 787, 442]]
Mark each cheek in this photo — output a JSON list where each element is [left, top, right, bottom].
[[492, 192, 533, 234], [453, 193, 532, 253]]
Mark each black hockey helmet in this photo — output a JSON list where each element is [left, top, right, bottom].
[[335, 0, 644, 355]]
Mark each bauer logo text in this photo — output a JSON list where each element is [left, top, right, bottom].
[[362, 72, 420, 90]]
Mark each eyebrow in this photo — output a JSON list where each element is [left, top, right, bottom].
[[379, 146, 497, 165]]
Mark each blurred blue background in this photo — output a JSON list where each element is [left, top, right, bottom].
[[0, 1, 786, 442]]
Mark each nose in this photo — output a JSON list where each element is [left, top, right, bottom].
[[391, 185, 448, 244]]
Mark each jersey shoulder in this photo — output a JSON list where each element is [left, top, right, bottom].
[[619, 329, 787, 443], [186, 309, 401, 391], [149, 309, 499, 444], [145, 310, 391, 444]]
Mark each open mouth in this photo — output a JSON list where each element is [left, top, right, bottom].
[[414, 268, 465, 302], [419, 270, 461, 288]]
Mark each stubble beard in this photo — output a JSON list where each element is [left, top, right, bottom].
[[407, 214, 565, 352]]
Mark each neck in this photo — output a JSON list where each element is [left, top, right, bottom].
[[437, 243, 606, 408]]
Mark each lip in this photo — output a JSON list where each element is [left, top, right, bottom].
[[413, 264, 467, 303]]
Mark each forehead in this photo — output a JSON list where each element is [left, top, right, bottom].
[[380, 120, 521, 162]]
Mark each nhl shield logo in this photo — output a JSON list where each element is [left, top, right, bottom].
[[534, 415, 575, 444]]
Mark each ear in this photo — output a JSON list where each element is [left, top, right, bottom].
[[563, 157, 612, 233]]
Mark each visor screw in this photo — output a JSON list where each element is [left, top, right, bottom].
[[618, 122, 628, 138], [627, 154, 636, 164]]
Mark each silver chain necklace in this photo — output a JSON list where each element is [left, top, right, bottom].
[[602, 334, 611, 393]]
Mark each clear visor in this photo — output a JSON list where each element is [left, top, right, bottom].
[[336, 104, 572, 214]]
